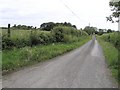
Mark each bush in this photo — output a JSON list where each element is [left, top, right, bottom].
[[30, 31, 39, 46], [100, 32, 120, 50], [29, 31, 54, 46], [51, 27, 64, 42], [51, 26, 86, 43], [2, 36, 15, 49]]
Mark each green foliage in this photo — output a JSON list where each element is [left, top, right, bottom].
[[2, 26, 88, 50], [40, 22, 77, 31], [83, 26, 96, 35], [98, 38, 119, 83], [99, 32, 120, 50], [2, 29, 51, 49], [107, 1, 120, 22], [2, 36, 15, 49], [11, 24, 36, 30], [51, 26, 65, 42], [2, 25, 90, 74], [40, 22, 55, 31], [51, 26, 88, 43], [2, 36, 91, 74], [98, 32, 120, 83]]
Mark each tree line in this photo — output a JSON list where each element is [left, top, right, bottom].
[[2, 22, 77, 31], [83, 26, 116, 35]]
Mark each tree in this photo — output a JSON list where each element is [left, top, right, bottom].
[[11, 24, 34, 30], [98, 29, 104, 35], [83, 26, 96, 35], [72, 25, 77, 29], [40, 22, 55, 31], [107, 29, 113, 33], [40, 22, 77, 31], [106, 0, 120, 22], [13, 24, 16, 28]]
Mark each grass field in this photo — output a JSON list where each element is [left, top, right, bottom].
[[2, 29, 50, 39], [2, 36, 91, 74]]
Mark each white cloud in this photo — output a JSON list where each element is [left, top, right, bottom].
[[0, 0, 118, 30]]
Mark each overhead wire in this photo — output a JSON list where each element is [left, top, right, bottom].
[[59, 0, 88, 24]]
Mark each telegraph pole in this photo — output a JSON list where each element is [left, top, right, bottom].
[[89, 22, 90, 27]]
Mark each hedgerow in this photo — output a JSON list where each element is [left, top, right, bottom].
[[2, 26, 88, 50]]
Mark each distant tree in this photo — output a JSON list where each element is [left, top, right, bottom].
[[27, 26, 33, 30], [107, 29, 113, 33], [63, 22, 68, 26], [72, 25, 77, 29], [98, 29, 104, 35], [40, 22, 55, 31], [40, 22, 77, 31], [13, 24, 16, 28], [95, 30, 99, 34], [17, 25, 21, 29], [34, 27, 37, 29], [11, 24, 34, 30], [83, 26, 96, 35]]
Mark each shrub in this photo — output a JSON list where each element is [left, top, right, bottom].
[[100, 32, 120, 50], [29, 31, 39, 46], [51, 26, 84, 43], [51, 27, 64, 42], [2, 36, 15, 49]]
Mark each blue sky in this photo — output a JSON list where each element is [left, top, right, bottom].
[[0, 0, 118, 30]]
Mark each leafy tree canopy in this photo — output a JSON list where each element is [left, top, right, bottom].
[[106, 0, 120, 23], [83, 26, 97, 35]]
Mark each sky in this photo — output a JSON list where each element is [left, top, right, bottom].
[[0, 0, 118, 30]]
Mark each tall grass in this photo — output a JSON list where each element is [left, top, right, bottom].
[[97, 33, 119, 83], [2, 36, 91, 74], [2, 29, 50, 39], [2, 30, 52, 49]]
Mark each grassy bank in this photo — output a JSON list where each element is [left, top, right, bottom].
[[3, 36, 91, 74], [97, 38, 119, 83]]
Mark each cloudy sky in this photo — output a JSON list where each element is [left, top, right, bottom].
[[0, 0, 118, 30]]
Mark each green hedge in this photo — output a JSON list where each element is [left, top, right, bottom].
[[2, 26, 88, 50], [51, 26, 88, 43], [99, 32, 120, 50], [98, 32, 120, 83]]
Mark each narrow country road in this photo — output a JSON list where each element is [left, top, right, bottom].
[[3, 37, 118, 88]]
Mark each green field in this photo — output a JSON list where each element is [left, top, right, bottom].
[[2, 29, 50, 39]]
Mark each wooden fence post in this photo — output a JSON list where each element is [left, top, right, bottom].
[[8, 24, 10, 37]]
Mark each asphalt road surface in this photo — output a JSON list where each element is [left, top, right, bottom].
[[3, 37, 118, 88]]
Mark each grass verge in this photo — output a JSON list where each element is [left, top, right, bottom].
[[3, 36, 91, 75], [97, 38, 119, 83]]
